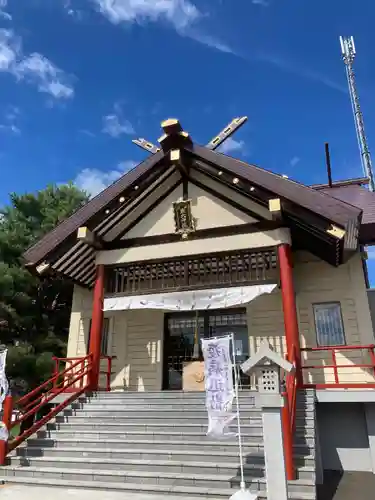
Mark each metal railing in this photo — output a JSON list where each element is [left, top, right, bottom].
[[301, 344, 375, 389], [0, 354, 93, 465]]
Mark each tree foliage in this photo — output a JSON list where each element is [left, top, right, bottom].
[[0, 183, 89, 394]]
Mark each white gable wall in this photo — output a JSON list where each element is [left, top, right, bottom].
[[122, 181, 271, 240]]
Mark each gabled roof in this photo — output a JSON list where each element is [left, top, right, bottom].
[[318, 184, 375, 244], [23, 121, 365, 288]]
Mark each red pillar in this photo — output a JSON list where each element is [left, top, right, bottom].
[[89, 264, 105, 391], [278, 243, 302, 385]]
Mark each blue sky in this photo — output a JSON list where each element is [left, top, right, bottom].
[[0, 0, 374, 281]]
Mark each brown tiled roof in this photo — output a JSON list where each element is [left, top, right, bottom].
[[319, 184, 375, 244], [22, 144, 364, 276], [23, 150, 166, 265], [189, 145, 362, 227], [319, 185, 375, 225]]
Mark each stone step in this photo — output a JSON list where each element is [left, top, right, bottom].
[[14, 444, 315, 467], [25, 432, 311, 456], [60, 408, 315, 419], [47, 420, 316, 436], [37, 429, 316, 447], [55, 410, 315, 427], [0, 476, 316, 499], [70, 403, 315, 414], [77, 396, 314, 405], [0, 465, 315, 493], [7, 454, 316, 481]]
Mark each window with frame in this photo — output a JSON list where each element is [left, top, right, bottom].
[[313, 302, 346, 346], [87, 317, 110, 355]]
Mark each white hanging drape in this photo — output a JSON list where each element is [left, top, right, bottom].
[[103, 283, 277, 312]]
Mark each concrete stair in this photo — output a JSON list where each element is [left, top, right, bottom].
[[0, 389, 317, 499]]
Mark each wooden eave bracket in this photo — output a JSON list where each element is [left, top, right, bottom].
[[77, 226, 103, 250], [326, 224, 346, 240], [158, 119, 193, 153], [35, 261, 50, 275]]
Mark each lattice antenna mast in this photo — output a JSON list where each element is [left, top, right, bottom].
[[340, 36, 375, 191]]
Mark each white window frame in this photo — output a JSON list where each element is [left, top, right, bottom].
[[313, 302, 346, 347]]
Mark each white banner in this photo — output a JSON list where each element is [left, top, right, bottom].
[[103, 284, 277, 311], [0, 349, 8, 410], [201, 336, 236, 439]]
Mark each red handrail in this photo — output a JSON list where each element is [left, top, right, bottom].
[[0, 353, 93, 465], [301, 344, 375, 389], [52, 355, 116, 392], [282, 345, 298, 481]]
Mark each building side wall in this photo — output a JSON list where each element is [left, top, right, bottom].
[[246, 251, 374, 386]]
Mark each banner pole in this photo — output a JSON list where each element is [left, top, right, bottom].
[[231, 333, 246, 491]]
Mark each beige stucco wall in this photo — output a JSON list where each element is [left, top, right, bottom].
[[246, 251, 374, 386], [66, 250, 375, 391], [66, 288, 164, 391]]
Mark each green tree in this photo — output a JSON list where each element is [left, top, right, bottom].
[[0, 183, 89, 395]]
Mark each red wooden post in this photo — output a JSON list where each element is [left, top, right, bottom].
[[278, 243, 302, 386], [281, 393, 295, 480], [88, 265, 105, 391], [0, 395, 13, 465], [331, 349, 340, 384]]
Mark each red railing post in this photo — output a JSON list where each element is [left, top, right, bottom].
[[368, 347, 375, 378], [281, 392, 295, 480], [331, 349, 339, 384], [278, 244, 302, 386], [89, 265, 105, 391], [52, 357, 59, 391], [0, 395, 13, 465]]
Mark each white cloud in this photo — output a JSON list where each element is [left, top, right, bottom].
[[0, 104, 21, 134], [102, 114, 134, 137], [0, 0, 11, 20], [252, 0, 269, 5], [92, 0, 200, 30], [74, 160, 137, 197], [90, 0, 233, 54], [0, 29, 73, 99], [290, 156, 300, 167], [102, 103, 134, 137], [218, 137, 245, 155], [256, 52, 346, 93]]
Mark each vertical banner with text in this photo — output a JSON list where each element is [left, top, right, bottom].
[[201, 335, 236, 439]]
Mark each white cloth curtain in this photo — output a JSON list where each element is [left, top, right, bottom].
[[103, 284, 277, 312]]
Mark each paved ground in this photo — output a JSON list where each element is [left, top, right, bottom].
[[0, 485, 171, 500], [317, 471, 375, 500], [1, 472, 375, 500]]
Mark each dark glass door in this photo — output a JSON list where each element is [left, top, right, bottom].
[[163, 309, 250, 390]]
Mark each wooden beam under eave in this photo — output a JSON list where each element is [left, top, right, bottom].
[[77, 226, 103, 250], [268, 198, 283, 222]]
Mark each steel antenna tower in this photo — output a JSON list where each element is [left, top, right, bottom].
[[340, 36, 375, 191]]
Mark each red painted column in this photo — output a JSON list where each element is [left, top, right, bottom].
[[278, 243, 302, 385], [89, 264, 105, 391]]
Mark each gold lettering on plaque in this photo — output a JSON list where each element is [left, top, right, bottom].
[[173, 199, 196, 238]]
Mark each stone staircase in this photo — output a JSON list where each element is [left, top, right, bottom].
[[0, 390, 317, 499]]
